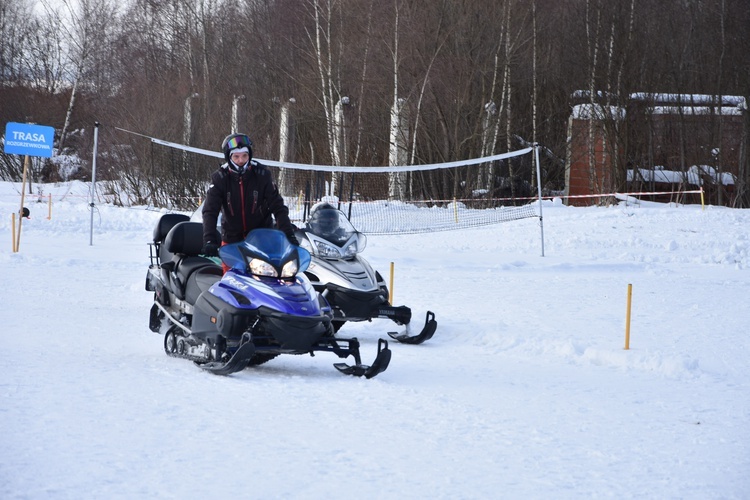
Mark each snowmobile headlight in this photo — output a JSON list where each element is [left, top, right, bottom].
[[280, 259, 298, 278], [342, 241, 358, 259], [315, 240, 342, 259], [248, 258, 278, 277]]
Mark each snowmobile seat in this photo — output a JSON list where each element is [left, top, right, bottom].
[[153, 213, 190, 265], [164, 221, 221, 301]]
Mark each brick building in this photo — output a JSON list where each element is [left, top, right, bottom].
[[564, 93, 747, 206]]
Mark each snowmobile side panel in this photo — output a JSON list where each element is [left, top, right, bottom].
[[372, 304, 412, 325], [214, 272, 325, 318], [322, 283, 389, 321], [185, 266, 223, 304], [306, 255, 381, 293], [192, 290, 257, 341], [257, 306, 331, 351]]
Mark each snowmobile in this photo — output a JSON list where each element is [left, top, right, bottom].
[[294, 203, 437, 344], [145, 213, 391, 378]]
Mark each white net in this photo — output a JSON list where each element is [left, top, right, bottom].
[[144, 134, 540, 235], [287, 197, 538, 235]]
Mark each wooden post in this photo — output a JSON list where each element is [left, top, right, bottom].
[[11, 213, 17, 252], [389, 262, 395, 305], [16, 155, 30, 252], [624, 284, 633, 350]]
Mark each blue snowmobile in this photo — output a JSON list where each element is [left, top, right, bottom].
[[145, 214, 391, 377]]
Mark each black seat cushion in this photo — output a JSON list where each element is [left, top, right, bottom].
[[165, 222, 204, 256], [153, 213, 190, 243], [154, 214, 190, 264]]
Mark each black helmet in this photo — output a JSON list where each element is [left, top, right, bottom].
[[221, 133, 253, 164]]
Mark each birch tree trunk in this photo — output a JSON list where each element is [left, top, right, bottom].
[[60, 78, 78, 151], [585, 0, 602, 197], [388, 0, 408, 200], [531, 0, 538, 190], [309, 0, 337, 164], [351, 0, 375, 167], [479, 17, 510, 194], [388, 96, 410, 200], [611, 0, 636, 191], [503, 4, 515, 198], [332, 97, 349, 166], [277, 98, 296, 197], [478, 100, 498, 188]]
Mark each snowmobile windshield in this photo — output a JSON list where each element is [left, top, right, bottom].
[[307, 208, 357, 245], [219, 228, 311, 277], [191, 200, 223, 231]]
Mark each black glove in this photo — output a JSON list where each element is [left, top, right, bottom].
[[201, 242, 219, 256], [287, 233, 299, 246]]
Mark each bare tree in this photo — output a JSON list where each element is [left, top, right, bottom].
[[0, 0, 35, 84], [18, 11, 67, 95], [40, 0, 120, 150], [5, 0, 749, 207]]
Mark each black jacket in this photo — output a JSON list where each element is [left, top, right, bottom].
[[202, 160, 294, 245]]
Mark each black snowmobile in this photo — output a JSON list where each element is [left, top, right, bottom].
[[145, 214, 391, 377], [294, 203, 437, 344]]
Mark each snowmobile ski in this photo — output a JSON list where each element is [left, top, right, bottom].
[[196, 341, 256, 376], [334, 338, 392, 379], [387, 311, 437, 345]]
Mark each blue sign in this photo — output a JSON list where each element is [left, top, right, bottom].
[[4, 122, 55, 158]]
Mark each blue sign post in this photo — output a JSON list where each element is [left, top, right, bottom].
[[4, 122, 56, 252], [4, 122, 55, 158]]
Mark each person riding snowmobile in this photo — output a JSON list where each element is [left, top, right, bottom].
[[201, 133, 298, 267]]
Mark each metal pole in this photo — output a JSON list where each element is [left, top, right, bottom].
[[534, 144, 545, 257], [89, 122, 99, 246]]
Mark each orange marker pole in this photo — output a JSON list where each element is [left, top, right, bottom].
[[624, 284, 633, 350], [11, 213, 17, 252], [47, 193, 52, 219], [389, 262, 395, 305]]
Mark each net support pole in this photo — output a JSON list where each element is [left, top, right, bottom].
[[534, 144, 545, 257], [89, 122, 100, 246]]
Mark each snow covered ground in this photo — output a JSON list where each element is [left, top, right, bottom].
[[1, 181, 748, 499]]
